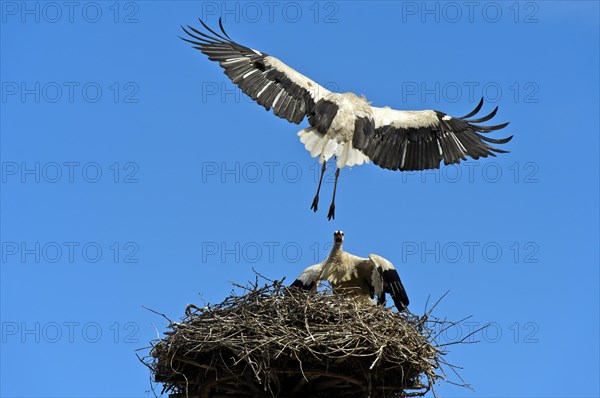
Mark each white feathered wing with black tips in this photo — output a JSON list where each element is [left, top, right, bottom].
[[181, 19, 512, 218], [290, 231, 410, 312]]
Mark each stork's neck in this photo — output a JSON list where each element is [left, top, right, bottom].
[[327, 243, 344, 260], [323, 242, 348, 276]]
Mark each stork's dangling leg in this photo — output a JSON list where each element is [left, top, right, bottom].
[[327, 168, 340, 220], [311, 161, 327, 212]]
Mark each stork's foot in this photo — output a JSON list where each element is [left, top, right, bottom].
[[327, 203, 335, 220], [310, 195, 319, 212]]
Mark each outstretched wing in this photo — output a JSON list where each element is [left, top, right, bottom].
[[353, 99, 512, 171], [181, 19, 332, 124], [290, 263, 324, 292], [368, 254, 409, 312]]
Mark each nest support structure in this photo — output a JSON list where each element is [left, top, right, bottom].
[[143, 279, 465, 398]]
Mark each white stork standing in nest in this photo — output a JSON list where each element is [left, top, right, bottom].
[[181, 19, 513, 220], [290, 231, 410, 312]]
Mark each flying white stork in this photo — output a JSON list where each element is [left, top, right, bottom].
[[181, 19, 512, 220], [290, 231, 409, 312]]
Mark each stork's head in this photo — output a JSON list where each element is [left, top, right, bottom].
[[333, 230, 344, 245]]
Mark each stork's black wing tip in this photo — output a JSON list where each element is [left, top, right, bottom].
[[458, 97, 485, 119], [218, 17, 234, 41], [394, 296, 409, 312], [499, 134, 514, 146], [475, 97, 485, 110], [471, 121, 510, 132], [464, 106, 499, 123], [290, 279, 302, 288], [290, 279, 312, 290], [196, 17, 232, 43]]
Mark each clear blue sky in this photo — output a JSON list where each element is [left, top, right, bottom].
[[1, 1, 598, 397]]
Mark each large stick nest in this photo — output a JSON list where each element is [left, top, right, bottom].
[[143, 278, 467, 398]]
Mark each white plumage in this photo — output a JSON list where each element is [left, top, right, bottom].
[[298, 127, 370, 168]]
